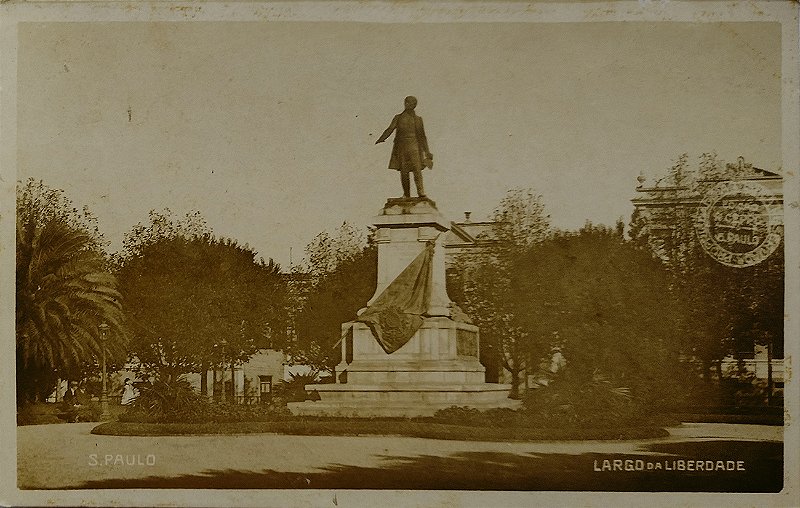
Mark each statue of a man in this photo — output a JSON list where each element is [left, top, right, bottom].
[[375, 96, 433, 198]]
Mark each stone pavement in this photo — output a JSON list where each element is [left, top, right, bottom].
[[16, 422, 783, 490]]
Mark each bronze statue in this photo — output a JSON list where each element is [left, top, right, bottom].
[[375, 96, 433, 198]]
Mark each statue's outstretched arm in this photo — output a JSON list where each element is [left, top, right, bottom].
[[375, 115, 398, 144]]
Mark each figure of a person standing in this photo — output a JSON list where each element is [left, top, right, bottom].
[[375, 96, 433, 198], [121, 378, 138, 405]]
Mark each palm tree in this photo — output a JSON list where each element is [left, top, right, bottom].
[[16, 215, 126, 403]]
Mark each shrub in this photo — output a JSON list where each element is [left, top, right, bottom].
[[432, 406, 483, 425], [521, 370, 649, 428], [431, 407, 530, 428], [17, 403, 63, 425], [120, 401, 292, 424], [664, 370, 782, 412], [280, 371, 321, 402], [119, 377, 293, 424], [54, 402, 102, 423], [434, 371, 662, 430], [130, 377, 200, 415]]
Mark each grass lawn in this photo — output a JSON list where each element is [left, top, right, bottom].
[[91, 418, 669, 441]]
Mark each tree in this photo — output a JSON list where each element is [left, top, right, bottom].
[[16, 179, 126, 404], [293, 246, 377, 372], [630, 153, 785, 390], [724, 245, 784, 404], [448, 188, 551, 395], [490, 187, 551, 252], [115, 210, 289, 385], [513, 224, 690, 410], [630, 154, 720, 377], [290, 222, 375, 372], [297, 221, 369, 284]]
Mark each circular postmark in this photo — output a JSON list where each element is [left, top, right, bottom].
[[694, 180, 783, 268]]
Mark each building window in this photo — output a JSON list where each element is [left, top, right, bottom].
[[258, 375, 272, 404]]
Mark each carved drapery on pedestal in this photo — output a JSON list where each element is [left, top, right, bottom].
[[356, 243, 434, 354]]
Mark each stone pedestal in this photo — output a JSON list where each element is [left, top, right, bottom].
[[288, 198, 517, 417]]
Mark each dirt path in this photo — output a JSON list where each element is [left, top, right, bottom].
[[16, 422, 783, 490]]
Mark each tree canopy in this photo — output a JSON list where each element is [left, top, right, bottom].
[[629, 153, 785, 379], [16, 179, 126, 403], [448, 188, 551, 392], [115, 210, 289, 381], [293, 245, 377, 372], [297, 221, 369, 284], [514, 224, 689, 408], [290, 222, 376, 372]]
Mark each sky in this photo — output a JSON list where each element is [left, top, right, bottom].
[[17, 21, 782, 268]]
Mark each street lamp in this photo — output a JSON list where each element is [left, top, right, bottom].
[[220, 338, 227, 403], [98, 322, 111, 421]]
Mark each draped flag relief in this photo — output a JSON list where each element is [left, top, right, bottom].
[[356, 242, 435, 354]]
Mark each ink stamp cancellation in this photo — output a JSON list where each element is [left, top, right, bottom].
[[695, 181, 783, 268]]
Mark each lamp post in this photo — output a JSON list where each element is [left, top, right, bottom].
[[220, 339, 227, 403], [98, 322, 111, 421]]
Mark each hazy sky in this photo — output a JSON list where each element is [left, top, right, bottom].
[[17, 21, 781, 267]]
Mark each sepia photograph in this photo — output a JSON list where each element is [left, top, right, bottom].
[[1, 1, 798, 506]]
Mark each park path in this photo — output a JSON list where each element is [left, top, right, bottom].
[[16, 422, 782, 489]]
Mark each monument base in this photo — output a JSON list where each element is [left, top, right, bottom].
[[287, 319, 519, 418], [287, 385, 519, 418]]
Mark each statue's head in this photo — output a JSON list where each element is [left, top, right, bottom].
[[404, 96, 418, 110]]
